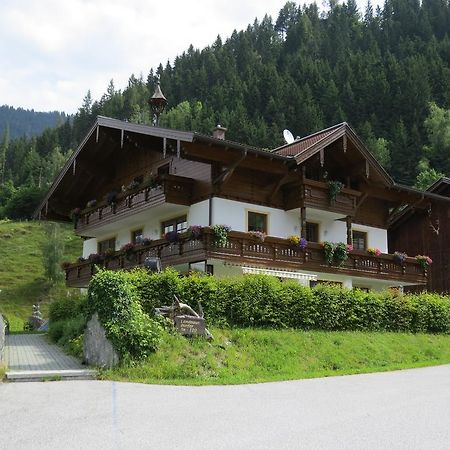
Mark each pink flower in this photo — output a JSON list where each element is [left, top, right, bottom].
[[346, 244, 353, 252], [426, 257, 433, 265]]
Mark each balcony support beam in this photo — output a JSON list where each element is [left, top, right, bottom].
[[300, 206, 306, 238], [213, 151, 247, 187], [268, 172, 292, 202], [346, 215, 352, 245]]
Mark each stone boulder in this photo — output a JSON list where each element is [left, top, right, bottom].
[[83, 313, 119, 368]]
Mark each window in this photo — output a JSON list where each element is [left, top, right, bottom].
[[98, 237, 115, 254], [352, 230, 367, 251], [248, 211, 267, 233], [131, 229, 143, 244], [162, 215, 187, 236], [305, 222, 319, 242]]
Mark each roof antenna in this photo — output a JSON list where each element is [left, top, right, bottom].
[[283, 129, 295, 145]]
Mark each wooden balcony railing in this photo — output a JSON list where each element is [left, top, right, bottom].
[[74, 175, 194, 235], [64, 229, 427, 288], [285, 178, 361, 214]]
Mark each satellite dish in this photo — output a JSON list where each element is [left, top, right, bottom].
[[283, 129, 295, 145]]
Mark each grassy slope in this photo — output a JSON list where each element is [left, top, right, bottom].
[[103, 328, 450, 385], [0, 220, 82, 331]]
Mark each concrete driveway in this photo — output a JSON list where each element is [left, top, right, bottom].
[[1, 364, 450, 449]]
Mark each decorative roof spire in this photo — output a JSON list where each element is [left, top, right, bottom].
[[148, 79, 167, 126]]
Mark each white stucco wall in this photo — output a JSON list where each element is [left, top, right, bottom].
[[351, 224, 387, 252], [83, 238, 98, 258], [188, 200, 209, 226], [211, 197, 298, 237]]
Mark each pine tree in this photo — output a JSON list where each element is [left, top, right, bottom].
[[0, 124, 9, 184]]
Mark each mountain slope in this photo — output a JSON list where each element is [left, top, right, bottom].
[[0, 105, 67, 139], [0, 220, 82, 331]]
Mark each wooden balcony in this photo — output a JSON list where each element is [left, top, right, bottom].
[[64, 229, 427, 288], [74, 175, 194, 235], [285, 178, 361, 215]]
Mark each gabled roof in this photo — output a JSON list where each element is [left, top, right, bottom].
[[388, 177, 450, 228], [272, 123, 345, 157], [426, 177, 450, 194], [34, 116, 291, 219], [35, 116, 450, 222], [273, 122, 394, 186]]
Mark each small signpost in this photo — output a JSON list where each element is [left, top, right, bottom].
[[156, 295, 212, 340], [174, 315, 206, 337]]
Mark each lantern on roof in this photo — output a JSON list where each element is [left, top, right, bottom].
[[148, 80, 167, 126]]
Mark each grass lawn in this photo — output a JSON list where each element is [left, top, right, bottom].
[[0, 220, 82, 331], [101, 328, 450, 385]]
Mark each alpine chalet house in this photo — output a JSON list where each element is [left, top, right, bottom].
[[36, 92, 449, 291], [389, 178, 450, 293]]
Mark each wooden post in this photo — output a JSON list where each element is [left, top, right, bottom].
[[300, 167, 307, 238], [346, 215, 352, 245], [300, 207, 306, 239], [208, 195, 213, 226]]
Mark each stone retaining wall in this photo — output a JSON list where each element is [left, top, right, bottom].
[[0, 313, 6, 363]]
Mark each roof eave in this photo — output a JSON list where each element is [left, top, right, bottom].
[[34, 117, 198, 219], [193, 133, 294, 164]]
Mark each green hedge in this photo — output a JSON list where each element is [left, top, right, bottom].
[[119, 269, 450, 334], [80, 268, 450, 363], [48, 295, 88, 357], [87, 270, 163, 360]]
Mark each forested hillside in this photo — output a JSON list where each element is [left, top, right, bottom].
[[0, 105, 66, 139], [1, 0, 450, 219]]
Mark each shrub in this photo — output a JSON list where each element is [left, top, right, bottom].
[[48, 320, 65, 342], [48, 295, 88, 357], [49, 295, 87, 323], [87, 270, 163, 360], [128, 267, 181, 315]]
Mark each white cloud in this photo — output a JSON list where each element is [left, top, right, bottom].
[[0, 0, 384, 113]]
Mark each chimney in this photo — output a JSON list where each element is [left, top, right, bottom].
[[212, 125, 227, 140]]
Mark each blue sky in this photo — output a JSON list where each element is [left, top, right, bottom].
[[0, 0, 383, 114]]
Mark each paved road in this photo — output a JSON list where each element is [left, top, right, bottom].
[[1, 364, 450, 449]]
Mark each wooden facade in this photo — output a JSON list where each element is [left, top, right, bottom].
[[35, 117, 450, 288], [389, 178, 450, 293]]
